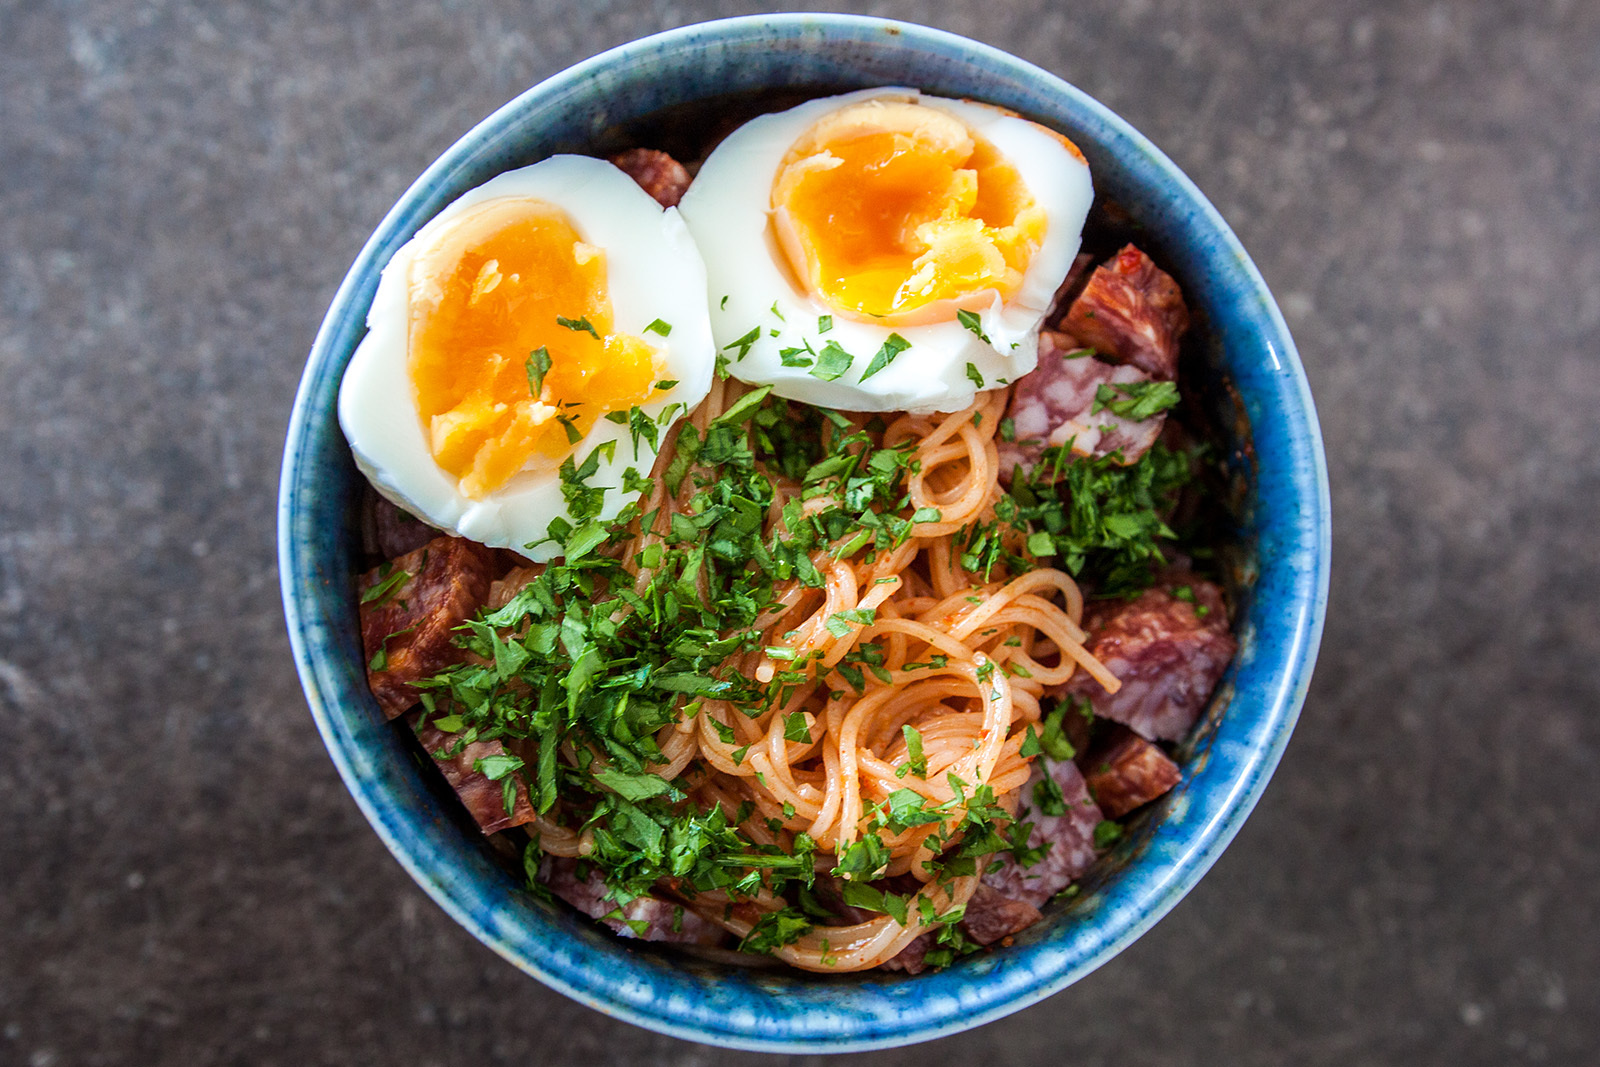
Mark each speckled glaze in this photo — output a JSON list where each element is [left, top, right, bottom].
[[278, 14, 1330, 1053]]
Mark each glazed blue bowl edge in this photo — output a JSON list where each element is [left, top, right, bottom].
[[278, 13, 1331, 1053]]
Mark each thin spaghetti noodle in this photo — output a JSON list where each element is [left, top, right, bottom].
[[516, 380, 1117, 973]]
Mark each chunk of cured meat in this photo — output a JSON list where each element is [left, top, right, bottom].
[[540, 857, 724, 945], [999, 330, 1166, 480], [360, 491, 436, 560], [486, 565, 543, 612], [961, 883, 1044, 946], [609, 148, 693, 208], [1061, 244, 1189, 381], [982, 757, 1103, 909], [1083, 727, 1182, 817], [411, 712, 536, 834], [359, 536, 496, 719], [879, 883, 1045, 973], [1064, 578, 1235, 742], [880, 932, 934, 974]]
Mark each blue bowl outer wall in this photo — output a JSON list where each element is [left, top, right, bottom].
[[278, 14, 1331, 1054]]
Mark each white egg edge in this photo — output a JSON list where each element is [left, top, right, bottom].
[[338, 154, 714, 563], [677, 87, 1094, 414]]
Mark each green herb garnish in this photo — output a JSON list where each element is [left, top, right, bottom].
[[556, 314, 600, 338], [525, 346, 552, 398], [1091, 380, 1181, 421], [859, 333, 910, 381], [956, 309, 990, 343]]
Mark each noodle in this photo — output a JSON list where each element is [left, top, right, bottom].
[[508, 381, 1117, 973]]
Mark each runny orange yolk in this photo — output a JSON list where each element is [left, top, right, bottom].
[[771, 100, 1046, 321], [406, 198, 659, 499]]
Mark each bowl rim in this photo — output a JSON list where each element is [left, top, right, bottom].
[[279, 12, 1331, 1053]]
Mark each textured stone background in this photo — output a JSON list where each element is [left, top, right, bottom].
[[3, 0, 1597, 1064]]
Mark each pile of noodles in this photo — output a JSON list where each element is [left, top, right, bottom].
[[492, 377, 1119, 972]]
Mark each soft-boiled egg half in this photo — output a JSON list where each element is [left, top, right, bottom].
[[678, 88, 1093, 413], [339, 155, 714, 561]]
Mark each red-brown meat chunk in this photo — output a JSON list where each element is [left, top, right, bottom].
[[1061, 245, 1190, 381], [961, 883, 1044, 946], [541, 857, 724, 945], [1064, 578, 1235, 742], [358, 536, 496, 719], [1084, 727, 1183, 817], [884, 766, 1094, 972], [411, 713, 536, 834], [882, 883, 1044, 973], [360, 492, 436, 560], [880, 932, 934, 974], [609, 148, 693, 208], [999, 330, 1167, 480], [982, 757, 1103, 909]]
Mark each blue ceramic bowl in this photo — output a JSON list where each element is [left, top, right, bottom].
[[279, 14, 1330, 1053]]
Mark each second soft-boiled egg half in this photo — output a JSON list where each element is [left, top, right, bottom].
[[678, 87, 1094, 413], [338, 155, 714, 561]]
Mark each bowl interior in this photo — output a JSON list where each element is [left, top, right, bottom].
[[279, 14, 1329, 1053]]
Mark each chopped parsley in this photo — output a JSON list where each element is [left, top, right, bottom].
[[740, 908, 811, 953], [1091, 379, 1181, 421], [722, 327, 761, 361], [810, 341, 853, 381], [525, 346, 552, 398], [555, 314, 600, 339], [779, 345, 814, 369], [405, 362, 1203, 964], [360, 562, 411, 605], [1032, 769, 1067, 816], [956, 309, 990, 343], [999, 441, 1193, 597], [841, 882, 910, 924], [901, 724, 927, 778], [418, 388, 955, 913], [783, 711, 813, 744], [644, 318, 672, 337], [859, 333, 911, 381]]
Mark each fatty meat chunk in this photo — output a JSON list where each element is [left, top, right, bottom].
[[609, 148, 693, 208], [1061, 244, 1189, 381], [540, 857, 724, 945], [881, 885, 1045, 973], [1064, 579, 1235, 742], [982, 757, 1103, 909], [999, 330, 1166, 480], [960, 883, 1044, 946], [1083, 727, 1183, 817], [358, 536, 496, 719], [411, 712, 535, 835]]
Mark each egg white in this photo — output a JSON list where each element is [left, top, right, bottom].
[[338, 154, 714, 562], [677, 87, 1094, 415]]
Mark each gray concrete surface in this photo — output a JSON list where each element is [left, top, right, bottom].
[[3, 0, 1597, 1064]]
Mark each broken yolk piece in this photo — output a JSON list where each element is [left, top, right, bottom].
[[406, 198, 659, 499], [771, 100, 1046, 321]]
